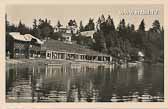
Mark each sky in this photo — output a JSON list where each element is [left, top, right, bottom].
[[6, 4, 163, 30]]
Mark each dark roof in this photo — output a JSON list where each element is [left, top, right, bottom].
[[41, 39, 110, 57]]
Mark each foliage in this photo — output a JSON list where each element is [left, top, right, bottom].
[[76, 35, 94, 48], [37, 18, 54, 39], [5, 14, 164, 62], [79, 21, 84, 32], [84, 18, 95, 31]]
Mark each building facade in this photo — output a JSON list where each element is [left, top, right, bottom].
[[8, 32, 43, 59], [41, 39, 112, 62]]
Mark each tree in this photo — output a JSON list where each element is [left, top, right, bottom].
[[130, 24, 135, 32], [100, 14, 105, 23], [93, 30, 107, 53], [51, 32, 62, 40], [38, 18, 54, 39], [5, 14, 18, 32], [152, 20, 161, 33], [96, 17, 101, 31], [118, 19, 126, 31], [68, 19, 77, 27], [79, 21, 84, 32], [138, 19, 145, 32], [84, 18, 95, 31], [76, 35, 94, 48], [33, 19, 38, 29], [32, 19, 41, 38], [18, 20, 30, 35], [109, 47, 122, 57], [99, 15, 106, 32], [117, 19, 127, 39], [5, 14, 10, 32], [106, 15, 115, 32], [57, 20, 62, 28], [126, 24, 131, 32]]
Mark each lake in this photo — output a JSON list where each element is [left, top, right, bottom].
[[6, 62, 164, 102]]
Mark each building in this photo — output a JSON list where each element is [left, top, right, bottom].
[[7, 32, 113, 63], [54, 26, 78, 44], [80, 30, 95, 39], [41, 39, 112, 62], [55, 25, 78, 35], [61, 33, 72, 44], [7, 32, 43, 59], [54, 27, 69, 33]]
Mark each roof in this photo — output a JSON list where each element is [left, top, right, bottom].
[[80, 30, 95, 38], [42, 39, 110, 57], [9, 32, 43, 44]]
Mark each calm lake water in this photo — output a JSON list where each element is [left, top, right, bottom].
[[6, 62, 164, 102]]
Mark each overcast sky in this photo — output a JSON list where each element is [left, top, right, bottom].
[[6, 4, 163, 30]]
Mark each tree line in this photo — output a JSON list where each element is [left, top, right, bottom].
[[6, 14, 164, 63]]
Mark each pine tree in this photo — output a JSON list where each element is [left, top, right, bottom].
[[18, 20, 30, 35], [130, 24, 135, 32], [117, 19, 127, 40], [85, 18, 95, 31], [106, 15, 115, 31], [118, 19, 126, 31], [138, 19, 145, 32], [57, 20, 62, 28], [38, 18, 54, 39], [79, 21, 84, 32], [152, 20, 161, 33], [100, 14, 105, 23], [32, 19, 41, 38], [96, 17, 101, 31], [94, 30, 107, 52]]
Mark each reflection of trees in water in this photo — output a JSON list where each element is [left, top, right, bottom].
[[6, 63, 164, 102]]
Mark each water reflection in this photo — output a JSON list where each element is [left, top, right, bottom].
[[6, 63, 164, 102]]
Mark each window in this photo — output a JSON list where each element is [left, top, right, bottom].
[[47, 53, 51, 57]]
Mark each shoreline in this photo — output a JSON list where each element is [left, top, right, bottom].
[[6, 58, 163, 68], [6, 58, 113, 66]]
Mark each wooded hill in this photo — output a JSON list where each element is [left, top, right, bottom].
[[6, 14, 164, 63]]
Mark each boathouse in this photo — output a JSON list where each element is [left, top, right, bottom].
[[41, 39, 112, 62], [7, 32, 43, 59]]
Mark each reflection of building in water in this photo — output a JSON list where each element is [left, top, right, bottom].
[[44, 63, 94, 80], [137, 63, 144, 81], [6, 69, 34, 102], [6, 62, 164, 102], [6, 65, 45, 102], [41, 63, 101, 102]]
